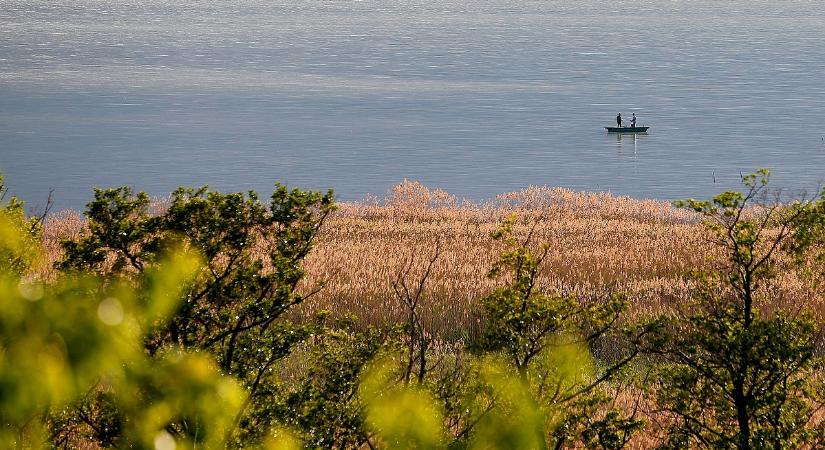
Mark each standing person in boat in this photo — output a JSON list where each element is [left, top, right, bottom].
[[616, 113, 622, 127], [630, 113, 637, 127]]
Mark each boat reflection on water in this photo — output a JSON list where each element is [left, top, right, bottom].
[[614, 131, 649, 156], [610, 129, 650, 189]]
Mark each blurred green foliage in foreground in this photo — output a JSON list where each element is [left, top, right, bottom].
[[2, 201, 244, 448]]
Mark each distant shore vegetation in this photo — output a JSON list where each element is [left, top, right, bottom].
[[2, 172, 825, 449]]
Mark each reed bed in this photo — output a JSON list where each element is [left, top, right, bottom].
[[39, 180, 825, 341], [299, 181, 713, 337]]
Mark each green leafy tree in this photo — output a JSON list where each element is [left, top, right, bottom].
[[55, 184, 335, 444], [475, 216, 643, 449], [652, 169, 825, 449], [0, 174, 41, 276], [274, 318, 388, 449]]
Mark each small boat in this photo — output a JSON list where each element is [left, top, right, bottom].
[[605, 126, 649, 133]]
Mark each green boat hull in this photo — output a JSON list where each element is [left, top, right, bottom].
[[605, 126, 649, 133]]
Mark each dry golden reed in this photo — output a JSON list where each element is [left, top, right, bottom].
[[304, 181, 825, 338], [39, 180, 825, 340]]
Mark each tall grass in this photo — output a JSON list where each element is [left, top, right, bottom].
[[40, 180, 824, 342]]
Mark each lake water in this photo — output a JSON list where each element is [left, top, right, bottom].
[[2, 0, 825, 211]]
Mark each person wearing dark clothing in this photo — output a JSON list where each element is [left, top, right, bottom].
[[616, 113, 622, 127]]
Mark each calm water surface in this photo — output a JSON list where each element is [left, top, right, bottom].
[[2, 0, 825, 210]]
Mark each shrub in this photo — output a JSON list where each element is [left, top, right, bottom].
[[652, 170, 825, 449]]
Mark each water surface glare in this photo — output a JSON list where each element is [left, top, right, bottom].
[[2, 0, 825, 210]]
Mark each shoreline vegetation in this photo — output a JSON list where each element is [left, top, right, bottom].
[[40, 180, 822, 339], [5, 176, 825, 448]]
